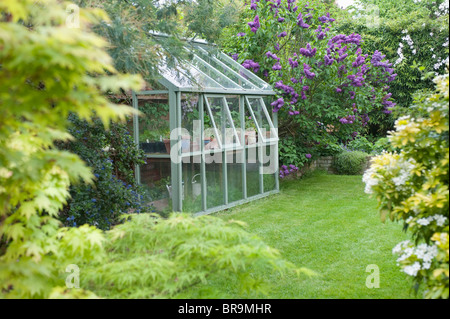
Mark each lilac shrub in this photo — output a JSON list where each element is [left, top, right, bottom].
[[224, 0, 397, 169]]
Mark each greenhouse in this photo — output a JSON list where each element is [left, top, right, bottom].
[[132, 38, 279, 215]]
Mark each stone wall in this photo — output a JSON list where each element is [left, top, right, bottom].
[[293, 155, 374, 177]]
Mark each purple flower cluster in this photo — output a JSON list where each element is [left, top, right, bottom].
[[248, 15, 260, 33], [278, 31, 287, 38], [288, 57, 299, 68], [286, 0, 296, 11], [250, 0, 258, 10], [339, 115, 356, 124], [352, 55, 366, 68], [272, 62, 282, 70], [231, 53, 239, 61], [266, 51, 280, 61], [360, 113, 370, 126], [274, 43, 280, 51], [271, 97, 285, 111], [279, 164, 299, 178], [347, 73, 364, 87], [299, 43, 317, 57], [297, 12, 310, 28], [288, 107, 300, 115], [318, 12, 335, 24], [237, 32, 246, 37], [315, 25, 330, 40], [382, 93, 396, 114], [370, 50, 397, 83], [242, 59, 260, 73], [303, 63, 315, 79], [329, 33, 362, 47]]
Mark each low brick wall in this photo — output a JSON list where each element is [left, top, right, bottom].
[[291, 155, 374, 178]]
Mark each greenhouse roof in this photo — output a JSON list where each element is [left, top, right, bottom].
[[156, 38, 275, 95]]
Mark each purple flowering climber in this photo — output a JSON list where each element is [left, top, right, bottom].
[[278, 31, 287, 37], [231, 53, 239, 61], [237, 32, 246, 37]]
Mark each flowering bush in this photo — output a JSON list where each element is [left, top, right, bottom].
[[59, 115, 151, 230], [338, 0, 449, 131], [363, 71, 449, 299], [222, 0, 397, 169]]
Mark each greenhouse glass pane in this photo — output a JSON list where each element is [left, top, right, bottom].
[[194, 44, 272, 91], [138, 95, 170, 154], [246, 145, 260, 197], [245, 97, 278, 143], [262, 145, 277, 192], [205, 161, 225, 209], [224, 95, 243, 147], [140, 158, 171, 214], [226, 150, 243, 203], [189, 53, 242, 90], [192, 47, 257, 90], [205, 96, 240, 149], [181, 93, 201, 154], [182, 156, 203, 213], [159, 56, 224, 89]]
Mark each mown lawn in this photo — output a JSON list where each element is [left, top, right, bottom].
[[180, 172, 419, 299]]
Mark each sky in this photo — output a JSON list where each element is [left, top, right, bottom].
[[335, 0, 356, 9]]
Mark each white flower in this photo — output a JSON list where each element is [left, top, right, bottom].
[[403, 262, 421, 276], [393, 240, 411, 254], [433, 215, 448, 227], [417, 218, 430, 226], [362, 167, 379, 194], [423, 262, 431, 270]]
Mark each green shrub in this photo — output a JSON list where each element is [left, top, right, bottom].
[[333, 151, 370, 175], [58, 114, 150, 230], [363, 71, 449, 299], [347, 136, 375, 154], [0, 0, 143, 298], [82, 213, 314, 298]]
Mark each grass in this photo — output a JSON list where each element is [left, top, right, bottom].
[[182, 172, 419, 299]]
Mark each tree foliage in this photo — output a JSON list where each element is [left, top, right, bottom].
[[82, 213, 313, 298], [0, 0, 143, 298], [337, 0, 449, 113], [221, 0, 397, 169]]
